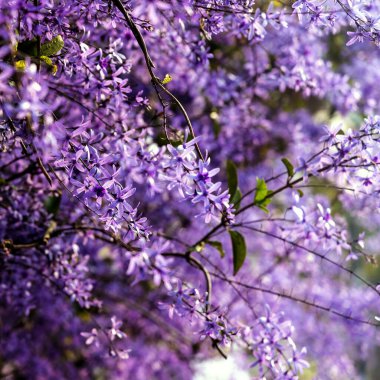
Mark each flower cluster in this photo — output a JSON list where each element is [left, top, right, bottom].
[[54, 120, 149, 238], [246, 307, 309, 379], [81, 316, 130, 359], [163, 280, 238, 347], [162, 134, 235, 224], [293, 0, 380, 47]]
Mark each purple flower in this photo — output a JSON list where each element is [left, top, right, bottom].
[[81, 328, 99, 346], [108, 316, 126, 341]]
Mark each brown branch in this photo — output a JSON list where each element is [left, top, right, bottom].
[[110, 0, 204, 160], [209, 270, 380, 327], [239, 225, 380, 297]]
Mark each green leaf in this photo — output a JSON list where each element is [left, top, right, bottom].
[[226, 159, 238, 198], [254, 177, 268, 203], [257, 193, 272, 213], [231, 187, 242, 210], [254, 178, 272, 213], [39, 55, 52, 65], [227, 159, 241, 210], [40, 35, 64, 57], [206, 240, 225, 258], [229, 230, 247, 275], [44, 193, 61, 215], [17, 35, 64, 58], [39, 55, 58, 75], [281, 157, 294, 177]]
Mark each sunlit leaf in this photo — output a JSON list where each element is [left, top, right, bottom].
[[254, 177, 268, 203], [40, 35, 64, 57]]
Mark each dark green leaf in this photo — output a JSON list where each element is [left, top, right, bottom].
[[18, 39, 38, 57], [281, 157, 294, 177], [212, 120, 221, 137], [44, 193, 61, 215], [226, 159, 238, 199], [229, 230, 247, 275], [231, 187, 242, 210], [206, 240, 225, 258], [17, 35, 64, 58]]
